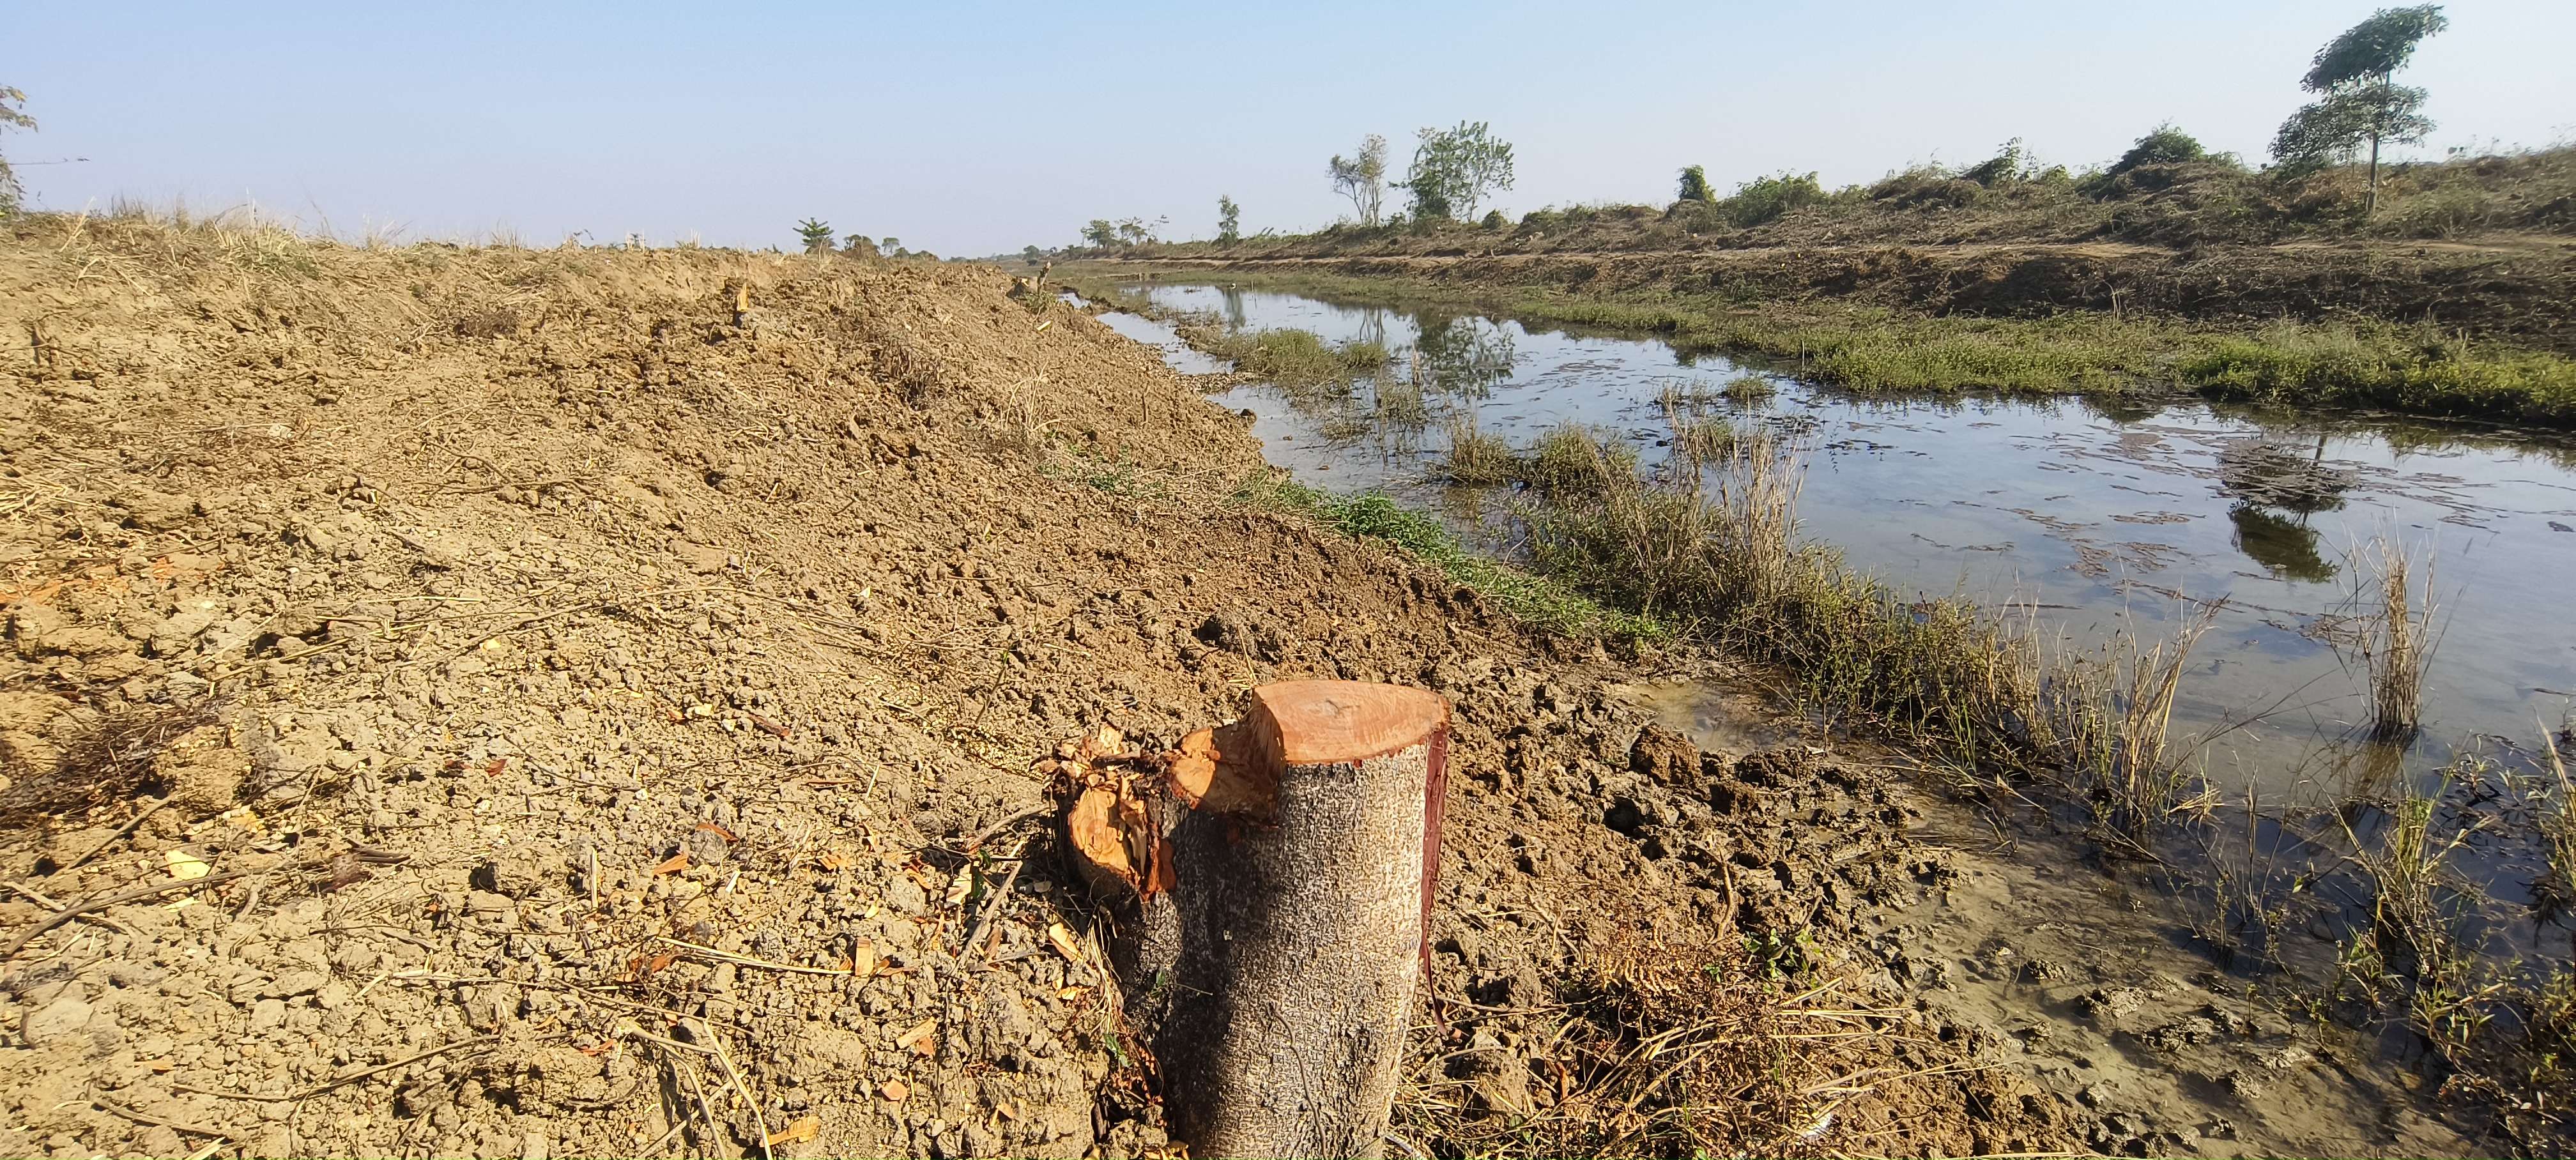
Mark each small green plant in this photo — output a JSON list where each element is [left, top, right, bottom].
[[795, 218, 835, 255], [1720, 374, 1777, 406]]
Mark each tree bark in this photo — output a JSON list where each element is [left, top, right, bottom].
[[1157, 680, 1450, 1159]]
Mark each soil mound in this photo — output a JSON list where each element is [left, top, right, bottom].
[[0, 216, 2070, 1157]]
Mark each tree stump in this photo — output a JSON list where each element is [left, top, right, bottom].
[[1156, 680, 1450, 1159]]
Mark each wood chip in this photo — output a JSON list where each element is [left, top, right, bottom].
[[879, 1078, 909, 1103], [164, 850, 211, 881], [1046, 922, 1082, 964], [764, 1116, 820, 1146], [895, 1018, 937, 1055]]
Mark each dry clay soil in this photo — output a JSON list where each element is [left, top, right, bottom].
[[0, 219, 2464, 1159]]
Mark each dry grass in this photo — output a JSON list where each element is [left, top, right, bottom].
[[2027, 609, 2218, 846], [2310, 537, 2442, 739], [0, 701, 218, 825], [2329, 761, 2506, 1065], [1392, 905, 2053, 1159]]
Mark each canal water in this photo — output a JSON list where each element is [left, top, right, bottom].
[[1089, 277, 2576, 1156], [1098, 284, 2576, 803]]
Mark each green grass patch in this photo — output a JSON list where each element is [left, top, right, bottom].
[[2179, 326, 2576, 424], [1229, 470, 1657, 640]]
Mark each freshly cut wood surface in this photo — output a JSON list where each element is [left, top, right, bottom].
[[1252, 680, 1449, 765]]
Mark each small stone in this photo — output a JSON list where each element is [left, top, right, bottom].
[[249, 997, 288, 1030], [263, 970, 329, 997]]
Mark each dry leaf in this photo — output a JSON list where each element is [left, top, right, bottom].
[[651, 851, 689, 876], [1046, 922, 1082, 964], [1056, 985, 1088, 1002], [164, 849, 211, 881], [896, 1018, 937, 1056], [818, 850, 849, 872], [764, 1117, 820, 1147], [142, 1058, 174, 1072], [879, 1078, 910, 1103], [694, 821, 740, 843], [484, 757, 508, 776]]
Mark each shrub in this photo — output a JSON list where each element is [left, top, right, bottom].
[[1719, 172, 1828, 225], [2112, 125, 2209, 174]]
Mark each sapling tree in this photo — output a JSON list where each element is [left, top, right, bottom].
[[795, 218, 835, 254], [2270, 4, 2448, 214], [1217, 195, 1240, 243], [1328, 135, 1388, 226]]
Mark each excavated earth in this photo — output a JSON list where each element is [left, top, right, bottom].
[[0, 216, 2381, 1159]]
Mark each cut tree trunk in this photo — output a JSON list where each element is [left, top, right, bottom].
[[1157, 680, 1450, 1159]]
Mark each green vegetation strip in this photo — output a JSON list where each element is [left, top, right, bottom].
[[1064, 265, 2576, 427], [1229, 471, 1657, 642]]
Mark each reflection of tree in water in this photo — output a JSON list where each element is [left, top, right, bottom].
[[2218, 433, 2354, 513], [1220, 287, 1248, 331], [2228, 504, 2338, 582], [1409, 314, 1515, 401], [2218, 433, 2356, 582]]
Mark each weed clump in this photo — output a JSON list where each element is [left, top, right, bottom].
[[1437, 416, 1515, 484]]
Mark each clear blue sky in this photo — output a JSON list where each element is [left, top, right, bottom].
[[8, 1, 2571, 256]]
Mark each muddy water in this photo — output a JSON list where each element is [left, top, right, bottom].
[[1101, 287, 2576, 794]]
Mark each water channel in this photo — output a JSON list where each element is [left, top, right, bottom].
[[1091, 281, 2576, 1150], [1100, 284, 2576, 791]]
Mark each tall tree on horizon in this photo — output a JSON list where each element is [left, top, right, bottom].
[[2270, 5, 2448, 215], [1401, 122, 1515, 222], [1329, 135, 1388, 227]]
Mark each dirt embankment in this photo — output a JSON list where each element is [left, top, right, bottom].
[[0, 215, 2136, 1159], [1089, 234, 2576, 353]]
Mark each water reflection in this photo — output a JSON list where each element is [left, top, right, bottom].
[[2227, 504, 2340, 583], [2217, 432, 2356, 514], [1412, 314, 1517, 400]]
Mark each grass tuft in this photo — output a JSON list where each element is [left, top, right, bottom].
[[1230, 471, 1655, 641]]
